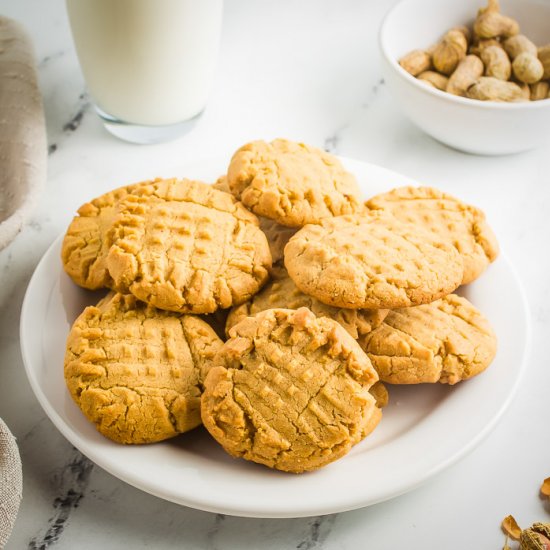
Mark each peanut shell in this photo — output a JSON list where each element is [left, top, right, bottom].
[[433, 29, 468, 75], [504, 34, 537, 59], [481, 45, 511, 80], [512, 52, 544, 84], [530, 81, 549, 101], [399, 50, 431, 76], [474, 11, 519, 39], [417, 70, 449, 91], [538, 45, 550, 80], [447, 55, 484, 96], [466, 76, 526, 101]]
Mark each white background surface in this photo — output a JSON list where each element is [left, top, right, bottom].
[[0, 0, 549, 548]]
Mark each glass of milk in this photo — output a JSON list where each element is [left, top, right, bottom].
[[66, 0, 223, 144]]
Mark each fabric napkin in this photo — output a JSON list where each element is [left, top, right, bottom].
[[0, 16, 47, 251], [0, 418, 22, 548]]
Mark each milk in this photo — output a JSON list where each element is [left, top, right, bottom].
[[66, 0, 223, 126]]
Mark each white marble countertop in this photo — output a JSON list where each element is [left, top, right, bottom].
[[1, 0, 549, 548]]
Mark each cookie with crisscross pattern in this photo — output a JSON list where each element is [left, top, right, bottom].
[[359, 294, 497, 384], [61, 181, 148, 290], [366, 186, 499, 284], [227, 139, 363, 227], [284, 211, 464, 309], [64, 292, 223, 443], [106, 178, 271, 314], [201, 307, 380, 473]]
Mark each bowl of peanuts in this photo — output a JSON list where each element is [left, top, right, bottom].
[[379, 0, 550, 155]]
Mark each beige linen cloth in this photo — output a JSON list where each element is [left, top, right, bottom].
[[0, 16, 46, 252], [0, 418, 22, 548]]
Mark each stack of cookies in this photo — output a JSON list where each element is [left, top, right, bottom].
[[62, 138, 498, 474]]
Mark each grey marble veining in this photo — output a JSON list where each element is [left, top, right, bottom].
[[325, 78, 386, 154], [28, 449, 94, 550], [38, 50, 67, 70], [61, 93, 90, 134]]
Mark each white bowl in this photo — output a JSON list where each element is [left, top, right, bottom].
[[379, 0, 550, 155]]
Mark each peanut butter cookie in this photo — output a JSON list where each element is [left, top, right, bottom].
[[366, 186, 499, 284], [358, 382, 388, 441], [61, 181, 147, 290], [258, 217, 297, 265], [369, 381, 389, 409], [214, 176, 294, 264], [226, 139, 363, 227], [226, 270, 388, 339], [201, 307, 380, 473], [212, 175, 230, 193], [65, 292, 223, 444], [106, 178, 272, 314], [284, 211, 464, 309], [359, 294, 497, 384]]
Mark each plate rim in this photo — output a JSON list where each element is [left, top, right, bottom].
[[19, 157, 531, 518]]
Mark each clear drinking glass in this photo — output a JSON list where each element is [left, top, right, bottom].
[[66, 0, 223, 144]]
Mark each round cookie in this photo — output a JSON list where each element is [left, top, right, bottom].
[[359, 294, 497, 385], [64, 292, 223, 444], [106, 178, 272, 314], [366, 186, 499, 284], [201, 307, 380, 473], [226, 270, 388, 339], [284, 211, 464, 310], [226, 139, 363, 227], [61, 181, 148, 290]]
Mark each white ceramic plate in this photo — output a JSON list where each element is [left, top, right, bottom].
[[20, 157, 530, 518]]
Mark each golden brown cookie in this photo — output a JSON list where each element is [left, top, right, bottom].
[[106, 178, 272, 314], [361, 404, 383, 440], [214, 176, 296, 264], [213, 174, 289, 270], [212, 176, 295, 267], [61, 181, 147, 290], [65, 292, 223, 444], [258, 217, 297, 265], [359, 294, 497, 385], [369, 381, 389, 409], [201, 307, 380, 473], [284, 211, 464, 310], [357, 382, 388, 440], [212, 175, 230, 193], [366, 186, 499, 284], [225, 270, 388, 339], [226, 139, 363, 227]]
